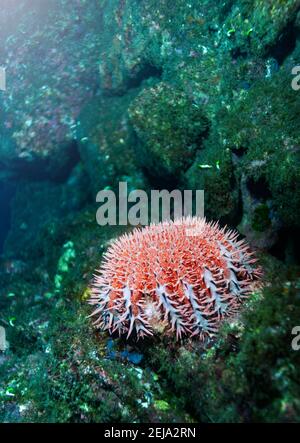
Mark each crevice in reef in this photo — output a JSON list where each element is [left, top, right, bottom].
[[6, 140, 81, 184], [246, 176, 272, 200], [269, 228, 300, 264], [267, 13, 300, 65], [104, 63, 163, 98], [126, 63, 163, 90], [141, 165, 180, 191], [231, 47, 248, 60]]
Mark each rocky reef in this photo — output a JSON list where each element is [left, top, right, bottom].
[[0, 0, 300, 423]]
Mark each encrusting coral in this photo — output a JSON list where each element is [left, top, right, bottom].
[[89, 217, 262, 341]]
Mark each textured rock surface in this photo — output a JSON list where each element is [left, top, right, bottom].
[[95, 0, 300, 245], [2, 0, 300, 242], [0, 0, 102, 179], [129, 82, 208, 180], [78, 90, 145, 194]]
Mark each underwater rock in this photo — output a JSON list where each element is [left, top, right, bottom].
[[221, 0, 300, 58], [0, 0, 102, 180], [78, 90, 145, 195], [129, 82, 208, 181], [184, 133, 239, 223], [237, 173, 282, 250], [98, 0, 163, 94], [220, 69, 300, 231], [96, 0, 300, 241]]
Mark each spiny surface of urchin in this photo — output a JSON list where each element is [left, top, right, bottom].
[[89, 217, 261, 341]]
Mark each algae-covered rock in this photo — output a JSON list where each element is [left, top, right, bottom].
[[0, 0, 102, 180], [129, 82, 208, 181], [145, 271, 300, 423], [0, 209, 192, 423], [184, 130, 238, 223], [95, 0, 300, 242], [78, 90, 145, 195], [220, 70, 300, 229], [223, 0, 300, 56], [98, 0, 163, 94]]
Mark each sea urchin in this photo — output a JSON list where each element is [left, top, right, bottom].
[[89, 217, 261, 340]]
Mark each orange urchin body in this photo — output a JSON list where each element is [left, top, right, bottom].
[[89, 217, 261, 340]]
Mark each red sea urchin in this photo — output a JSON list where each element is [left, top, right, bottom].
[[89, 217, 262, 340]]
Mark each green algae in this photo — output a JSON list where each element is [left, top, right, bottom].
[[252, 204, 272, 232], [129, 82, 208, 180]]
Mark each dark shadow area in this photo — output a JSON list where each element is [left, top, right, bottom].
[[267, 15, 300, 65], [126, 64, 163, 90], [246, 176, 272, 200], [0, 141, 81, 184], [269, 227, 300, 264], [104, 63, 163, 97], [0, 181, 16, 255]]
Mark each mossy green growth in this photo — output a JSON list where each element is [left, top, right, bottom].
[[252, 204, 272, 232], [78, 90, 144, 195], [0, 207, 191, 423], [220, 70, 300, 228], [154, 400, 170, 411], [129, 82, 208, 180], [54, 241, 76, 292], [0, 298, 192, 423], [57, 242, 76, 273], [222, 0, 299, 55], [145, 269, 300, 423], [184, 130, 238, 222]]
